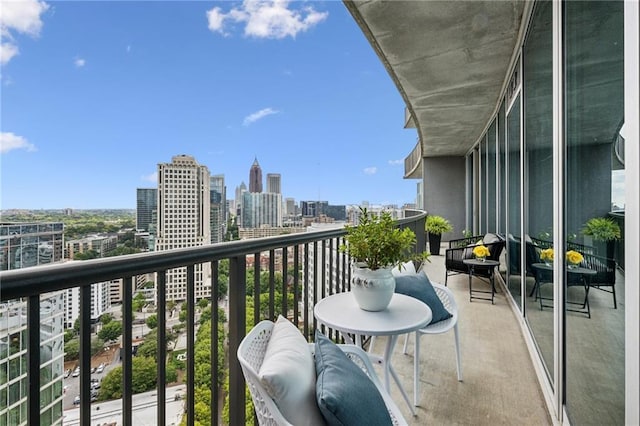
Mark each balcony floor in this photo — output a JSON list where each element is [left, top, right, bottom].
[[369, 253, 552, 425]]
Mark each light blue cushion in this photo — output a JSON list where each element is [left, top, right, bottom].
[[314, 331, 392, 426], [394, 273, 452, 324]]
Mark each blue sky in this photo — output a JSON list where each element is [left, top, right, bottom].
[[0, 0, 420, 210]]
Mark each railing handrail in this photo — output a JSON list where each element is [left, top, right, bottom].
[[0, 212, 426, 301]]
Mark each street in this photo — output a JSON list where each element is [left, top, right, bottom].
[[62, 384, 186, 426]]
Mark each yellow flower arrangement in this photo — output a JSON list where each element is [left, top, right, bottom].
[[566, 250, 583, 266], [472, 245, 490, 259], [540, 248, 554, 262]]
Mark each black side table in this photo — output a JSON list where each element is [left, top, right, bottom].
[[531, 262, 596, 318], [463, 259, 500, 304]]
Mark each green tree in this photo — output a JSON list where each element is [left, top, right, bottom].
[[99, 356, 159, 400], [197, 298, 209, 309], [100, 313, 114, 325], [132, 292, 146, 312], [199, 307, 211, 325], [91, 337, 105, 356], [73, 250, 100, 260], [98, 321, 122, 342], [137, 338, 157, 360], [146, 314, 158, 330], [64, 330, 75, 343], [65, 338, 79, 361]]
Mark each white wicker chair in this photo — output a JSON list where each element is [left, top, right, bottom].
[[402, 282, 462, 406], [238, 320, 408, 426]]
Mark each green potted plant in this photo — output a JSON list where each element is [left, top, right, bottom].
[[582, 217, 621, 259], [340, 208, 429, 311], [426, 215, 453, 256]]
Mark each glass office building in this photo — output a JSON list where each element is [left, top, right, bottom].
[[0, 223, 65, 425]]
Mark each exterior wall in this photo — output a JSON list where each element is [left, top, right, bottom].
[[0, 223, 64, 271], [136, 188, 157, 232], [156, 155, 211, 301], [422, 156, 466, 241], [238, 226, 306, 240], [266, 173, 281, 194], [0, 294, 65, 426], [241, 192, 283, 228]]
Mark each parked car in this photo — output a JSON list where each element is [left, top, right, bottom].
[[73, 396, 80, 405], [71, 367, 80, 377], [90, 367, 96, 374], [95, 365, 104, 374], [64, 369, 71, 378]]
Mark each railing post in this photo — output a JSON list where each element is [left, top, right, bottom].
[[186, 265, 195, 426], [157, 271, 167, 426], [27, 295, 40, 426], [122, 276, 133, 426], [211, 260, 219, 425], [228, 255, 247, 426], [80, 284, 92, 425]]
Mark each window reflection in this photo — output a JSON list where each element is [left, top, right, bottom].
[[564, 1, 625, 424], [523, 0, 554, 380]]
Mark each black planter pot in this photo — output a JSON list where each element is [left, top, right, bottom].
[[428, 233, 442, 256]]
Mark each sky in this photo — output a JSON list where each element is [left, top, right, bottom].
[[0, 0, 420, 210]]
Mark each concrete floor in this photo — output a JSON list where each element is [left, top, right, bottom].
[[369, 253, 552, 426]]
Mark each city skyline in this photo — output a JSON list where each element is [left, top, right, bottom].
[[1, 1, 419, 210]]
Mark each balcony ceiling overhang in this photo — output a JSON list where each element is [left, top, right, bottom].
[[345, 1, 526, 158]]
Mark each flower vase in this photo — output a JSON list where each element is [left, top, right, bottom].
[[350, 264, 395, 311]]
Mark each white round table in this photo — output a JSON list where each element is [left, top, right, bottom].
[[314, 292, 432, 416]]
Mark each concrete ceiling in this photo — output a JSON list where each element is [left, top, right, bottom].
[[344, 1, 526, 157]]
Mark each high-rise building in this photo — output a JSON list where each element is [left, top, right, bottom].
[[64, 281, 110, 328], [241, 192, 283, 228], [0, 222, 64, 271], [249, 157, 263, 193], [266, 173, 281, 194], [155, 155, 211, 300], [235, 181, 247, 218], [285, 198, 296, 216], [0, 222, 65, 425], [210, 175, 226, 244], [136, 188, 157, 232]]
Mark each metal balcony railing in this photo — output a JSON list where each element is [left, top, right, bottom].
[[0, 212, 427, 426]]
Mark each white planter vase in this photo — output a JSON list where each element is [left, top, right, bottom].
[[351, 264, 395, 311]]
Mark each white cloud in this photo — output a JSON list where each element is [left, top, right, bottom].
[[141, 172, 158, 183], [0, 132, 37, 154], [206, 0, 328, 39], [388, 159, 403, 166], [0, 42, 19, 64], [243, 107, 279, 126], [363, 167, 377, 175], [0, 0, 49, 65], [74, 57, 85, 67]]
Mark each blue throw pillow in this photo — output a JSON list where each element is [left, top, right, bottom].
[[314, 331, 392, 426], [394, 273, 452, 324]]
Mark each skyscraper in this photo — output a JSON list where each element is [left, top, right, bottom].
[[136, 188, 157, 232], [266, 173, 281, 194], [155, 155, 211, 300], [0, 222, 65, 425], [241, 192, 283, 228], [249, 157, 263, 193], [210, 174, 226, 244]]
